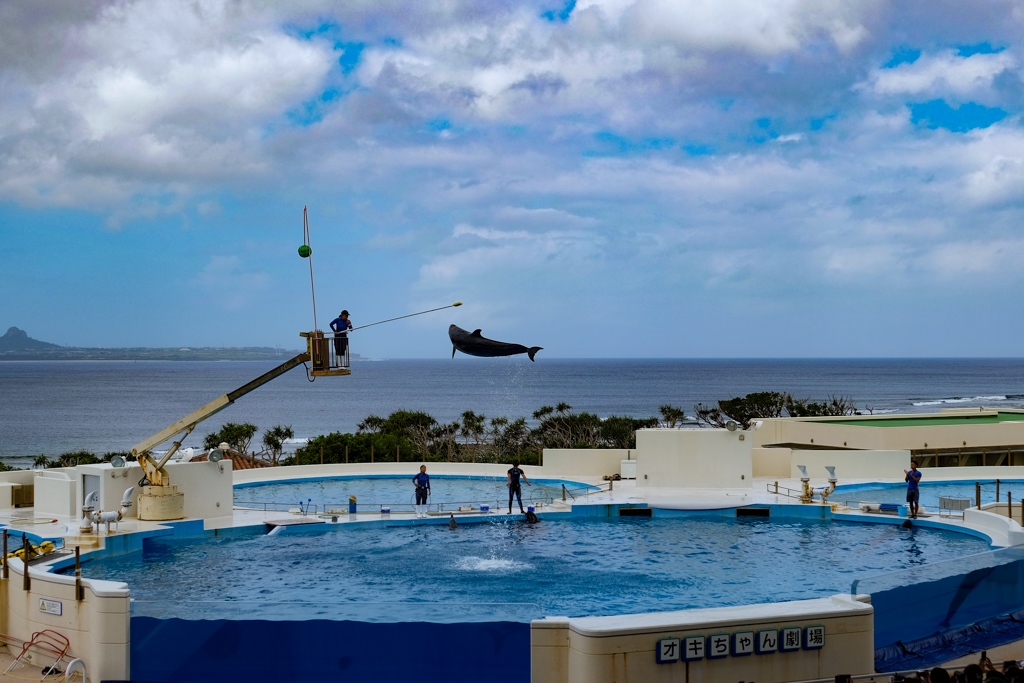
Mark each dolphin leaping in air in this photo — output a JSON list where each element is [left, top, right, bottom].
[[449, 325, 543, 362]]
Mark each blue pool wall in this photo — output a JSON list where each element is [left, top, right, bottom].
[[132, 617, 529, 683]]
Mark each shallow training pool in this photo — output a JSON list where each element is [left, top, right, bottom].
[[835, 479, 1024, 510], [233, 475, 595, 511], [73, 514, 989, 623]]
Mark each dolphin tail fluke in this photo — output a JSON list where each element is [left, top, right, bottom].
[[528, 347, 543, 362]]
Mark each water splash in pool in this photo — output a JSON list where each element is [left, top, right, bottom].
[[455, 555, 533, 573]]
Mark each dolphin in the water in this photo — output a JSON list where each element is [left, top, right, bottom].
[[449, 325, 542, 362], [448, 513, 458, 529]]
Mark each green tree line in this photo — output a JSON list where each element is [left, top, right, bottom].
[[292, 405, 663, 466], [19, 392, 858, 470]]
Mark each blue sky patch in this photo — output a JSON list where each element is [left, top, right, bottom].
[[587, 132, 676, 155], [910, 99, 1007, 132], [883, 47, 921, 68], [683, 143, 715, 156], [957, 42, 1003, 57], [293, 21, 339, 41], [542, 0, 576, 22], [337, 42, 365, 73], [286, 90, 341, 126]]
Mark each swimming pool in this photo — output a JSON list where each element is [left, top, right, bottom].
[[74, 513, 988, 623], [233, 475, 596, 511], [835, 479, 1024, 509]]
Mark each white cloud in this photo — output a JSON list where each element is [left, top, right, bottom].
[[0, 0, 334, 207], [922, 239, 1024, 279], [613, 0, 872, 55], [418, 223, 604, 287], [860, 50, 1016, 101]]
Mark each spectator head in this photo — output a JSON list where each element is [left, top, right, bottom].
[[965, 664, 985, 683]]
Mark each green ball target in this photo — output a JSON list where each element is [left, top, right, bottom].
[[298, 245, 312, 258]]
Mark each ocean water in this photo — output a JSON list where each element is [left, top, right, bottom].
[[70, 515, 989, 622], [3, 357, 1024, 467]]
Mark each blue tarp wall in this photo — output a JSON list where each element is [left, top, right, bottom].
[[131, 617, 530, 683], [871, 554, 1024, 647], [869, 549, 1024, 671]]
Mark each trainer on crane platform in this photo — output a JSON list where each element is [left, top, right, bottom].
[[330, 310, 352, 361]]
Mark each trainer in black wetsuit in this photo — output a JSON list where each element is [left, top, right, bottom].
[[507, 460, 531, 514], [413, 465, 430, 518]]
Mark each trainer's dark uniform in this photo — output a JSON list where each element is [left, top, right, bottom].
[[413, 472, 430, 506], [508, 465, 526, 513]]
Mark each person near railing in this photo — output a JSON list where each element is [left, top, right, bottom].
[[413, 465, 431, 518], [905, 459, 922, 519], [329, 310, 352, 364], [507, 460, 531, 514]]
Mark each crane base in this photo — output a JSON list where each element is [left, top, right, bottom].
[[138, 485, 185, 521]]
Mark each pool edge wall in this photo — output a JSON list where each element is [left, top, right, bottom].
[[531, 594, 875, 683], [1, 557, 130, 682]]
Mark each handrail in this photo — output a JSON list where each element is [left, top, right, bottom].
[[233, 501, 320, 514], [237, 481, 609, 515], [767, 481, 804, 500]]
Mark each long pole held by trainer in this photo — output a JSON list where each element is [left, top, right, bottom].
[[348, 302, 463, 332]]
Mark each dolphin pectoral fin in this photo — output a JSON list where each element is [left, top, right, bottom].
[[452, 345, 457, 359], [528, 347, 543, 362], [471, 329, 483, 337]]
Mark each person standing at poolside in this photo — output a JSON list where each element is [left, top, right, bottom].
[[413, 465, 430, 518], [507, 460, 531, 514], [904, 459, 922, 519], [329, 310, 352, 362]]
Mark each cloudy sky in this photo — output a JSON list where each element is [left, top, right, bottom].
[[2, 0, 1024, 358]]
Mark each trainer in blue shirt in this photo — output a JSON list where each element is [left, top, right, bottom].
[[413, 465, 431, 518], [329, 310, 352, 361], [904, 459, 922, 519]]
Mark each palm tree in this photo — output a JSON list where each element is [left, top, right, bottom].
[[357, 415, 385, 434], [460, 411, 487, 462], [262, 425, 295, 466], [33, 454, 49, 470], [659, 405, 686, 428]]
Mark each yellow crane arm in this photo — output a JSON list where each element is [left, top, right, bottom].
[[131, 351, 310, 484]]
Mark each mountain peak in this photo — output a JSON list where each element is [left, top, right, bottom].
[[0, 327, 60, 351]]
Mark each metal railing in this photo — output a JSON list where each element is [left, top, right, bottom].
[[326, 332, 350, 369], [306, 331, 350, 372], [234, 501, 320, 514], [236, 481, 611, 517], [767, 481, 805, 500]]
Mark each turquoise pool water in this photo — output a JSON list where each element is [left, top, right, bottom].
[[233, 475, 596, 511], [73, 514, 989, 623], [835, 479, 1024, 509]]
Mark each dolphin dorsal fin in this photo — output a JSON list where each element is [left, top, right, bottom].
[[471, 329, 483, 337]]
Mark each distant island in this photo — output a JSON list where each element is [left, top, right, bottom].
[[0, 326, 363, 361]]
